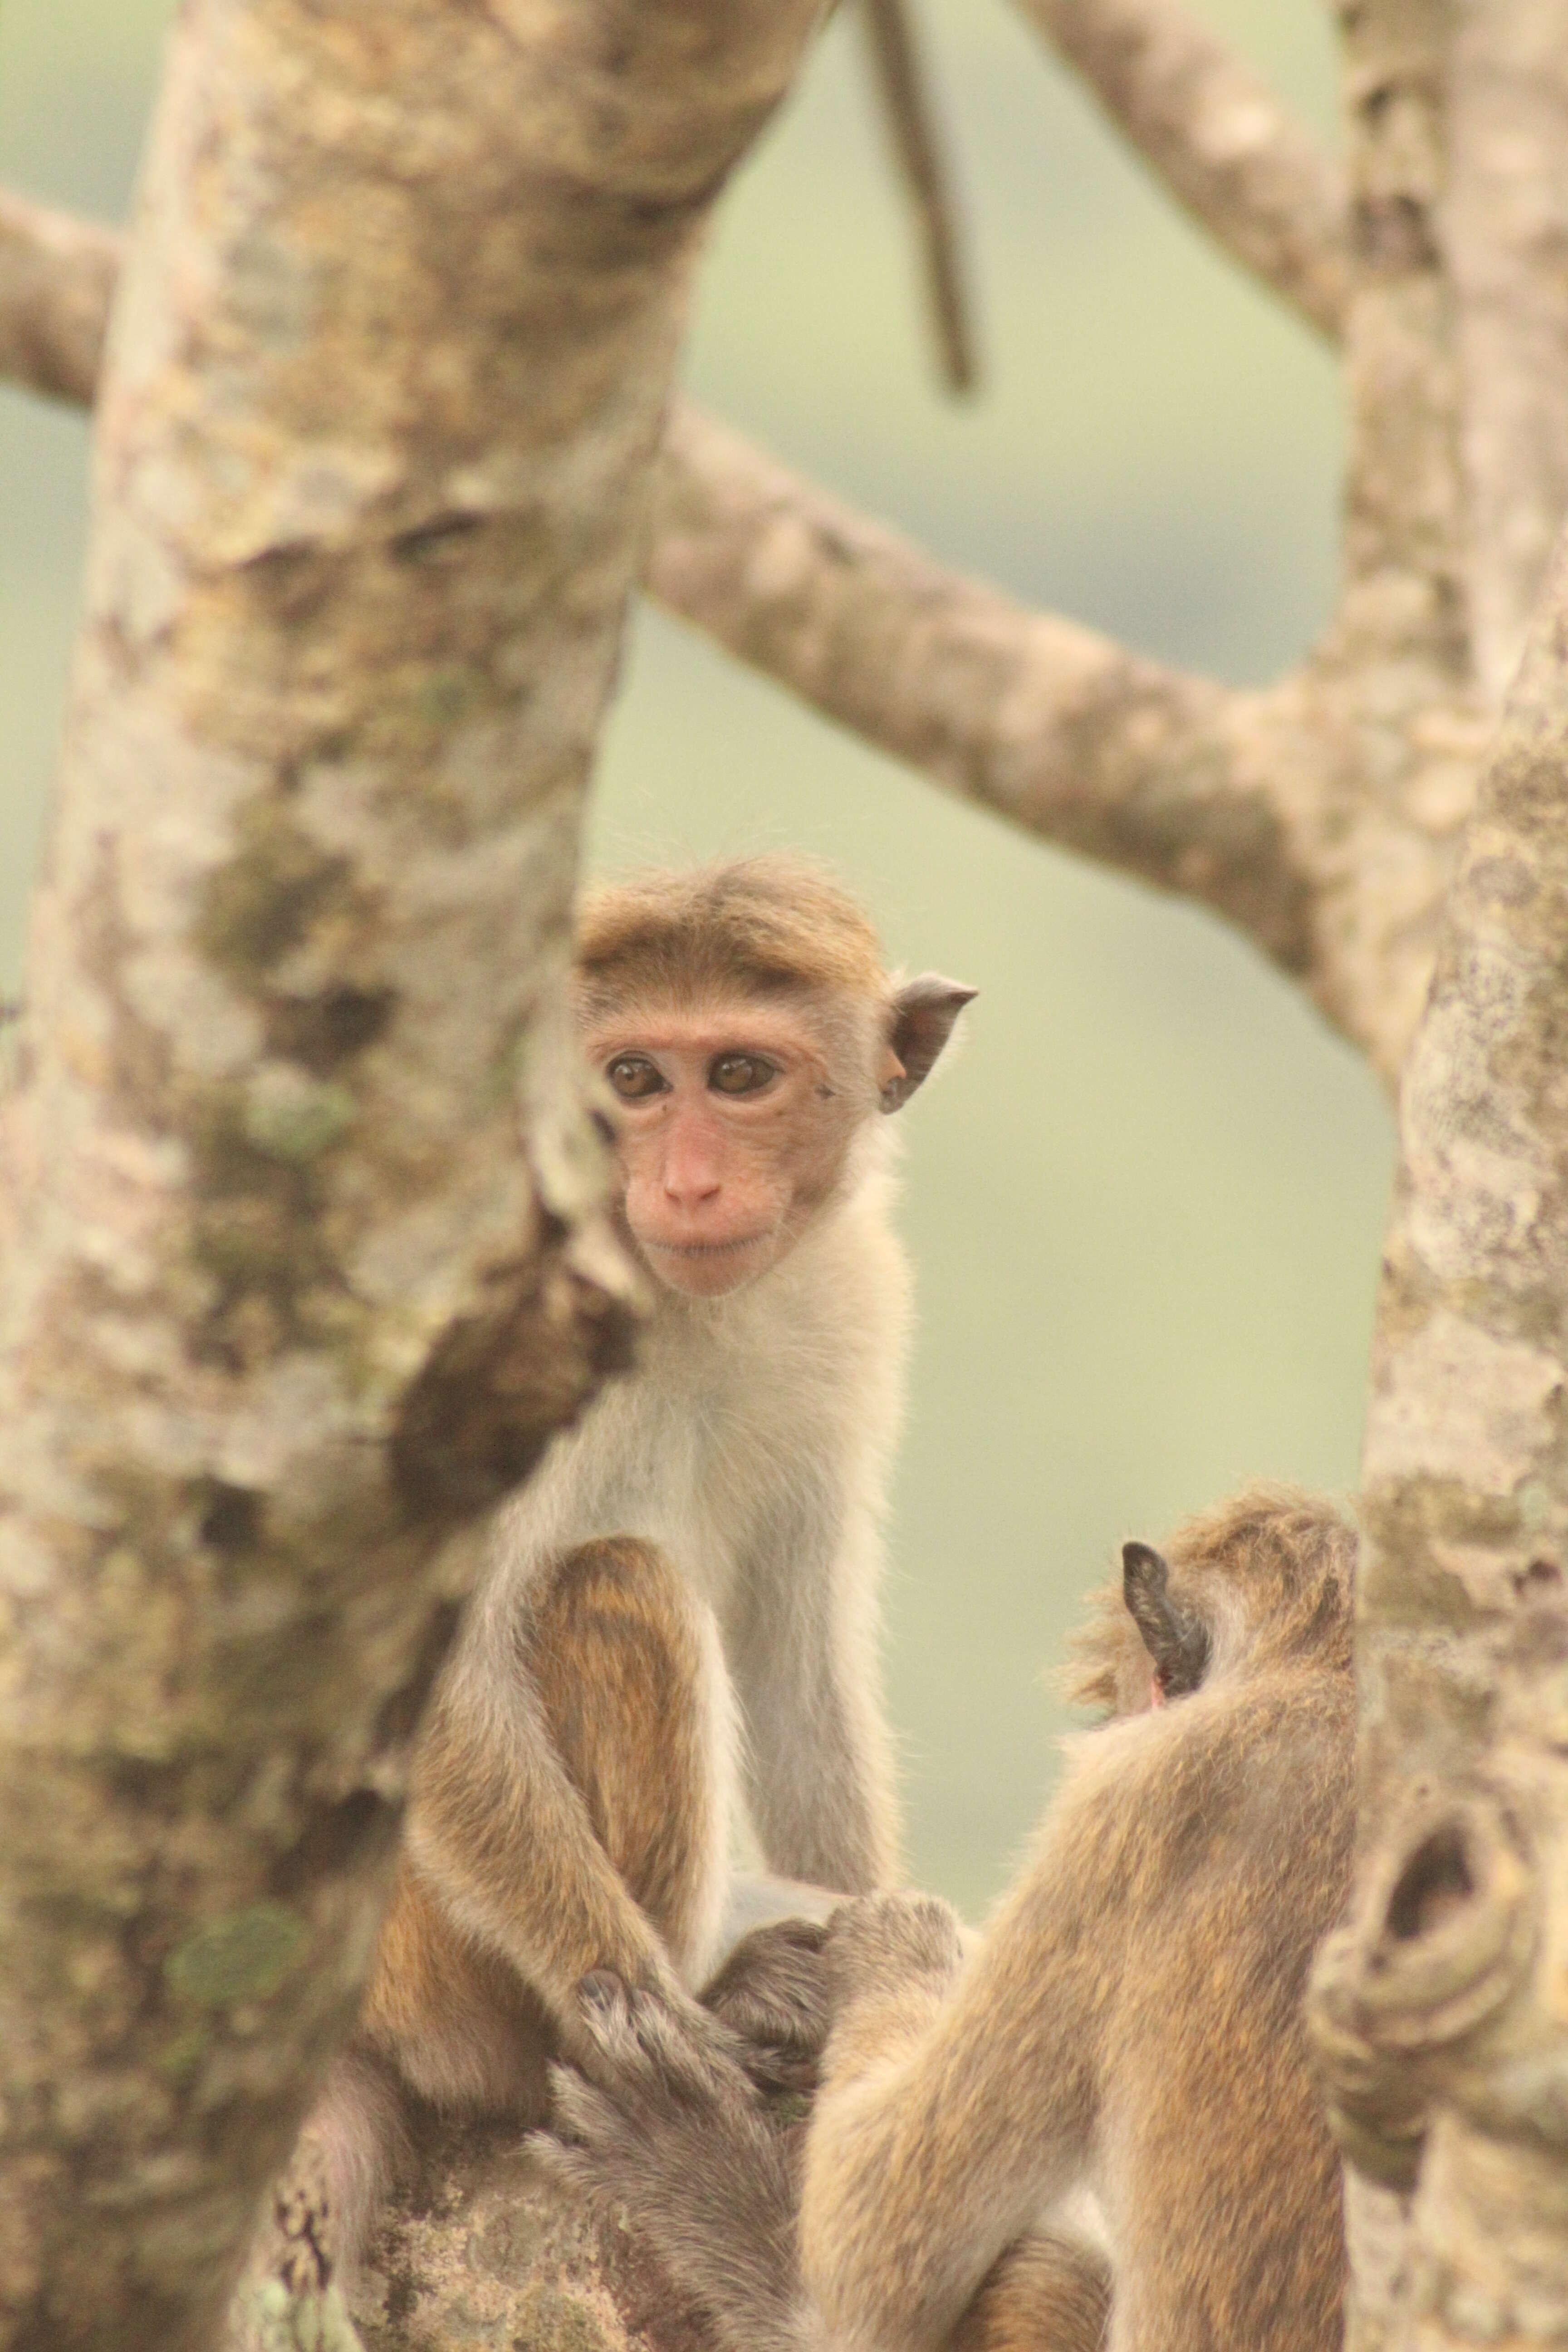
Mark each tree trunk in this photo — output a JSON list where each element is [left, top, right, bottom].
[[1310, 520, 1568, 2343], [0, 0, 823, 2344]]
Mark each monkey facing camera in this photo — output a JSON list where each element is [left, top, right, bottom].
[[278, 856, 974, 2272], [547, 1489, 1357, 2352]]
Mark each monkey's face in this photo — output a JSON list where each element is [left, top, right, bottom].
[[583, 1001, 878, 1298]]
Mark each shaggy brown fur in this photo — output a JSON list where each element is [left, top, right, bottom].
[[575, 856, 890, 1012], [549, 1488, 1357, 2352], [298, 858, 973, 2275]]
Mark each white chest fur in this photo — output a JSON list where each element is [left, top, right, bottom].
[[476, 1154, 911, 1635]]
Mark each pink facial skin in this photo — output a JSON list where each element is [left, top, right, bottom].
[[585, 1003, 899, 1299]]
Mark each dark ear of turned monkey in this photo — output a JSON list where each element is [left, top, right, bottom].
[[546, 1489, 1356, 2352], [282, 856, 975, 2272]]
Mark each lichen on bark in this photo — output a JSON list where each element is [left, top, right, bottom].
[[0, 0, 825, 2345]]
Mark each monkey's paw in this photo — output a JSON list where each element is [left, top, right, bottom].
[[536, 1974, 804, 2348], [704, 1917, 833, 2093], [823, 1891, 965, 2006]]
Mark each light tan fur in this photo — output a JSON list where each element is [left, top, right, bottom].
[[548, 1488, 1356, 2352], [301, 856, 972, 2269]]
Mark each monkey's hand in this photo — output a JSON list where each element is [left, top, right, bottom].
[[823, 1890, 965, 2003], [539, 1973, 813, 2352], [704, 1917, 834, 2093], [812, 1892, 966, 2092]]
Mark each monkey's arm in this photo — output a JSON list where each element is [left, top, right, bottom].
[[801, 1815, 1111, 2352], [815, 1887, 969, 2080], [730, 1488, 900, 1896], [549, 1900, 1104, 2352]]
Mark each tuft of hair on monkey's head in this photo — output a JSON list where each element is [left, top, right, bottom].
[[574, 854, 891, 1015], [573, 853, 975, 1127], [1068, 1484, 1357, 1717]]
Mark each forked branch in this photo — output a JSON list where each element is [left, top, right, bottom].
[[1009, 0, 1348, 340], [0, 189, 1310, 984]]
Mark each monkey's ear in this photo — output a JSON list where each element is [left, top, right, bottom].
[[1122, 1542, 1211, 1699], [881, 976, 978, 1112]]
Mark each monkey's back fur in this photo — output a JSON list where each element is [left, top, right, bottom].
[[800, 1487, 1357, 2352], [550, 1490, 1357, 2352]]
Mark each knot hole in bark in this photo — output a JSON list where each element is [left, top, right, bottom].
[[1386, 1821, 1472, 1941], [1308, 1791, 1534, 2189]]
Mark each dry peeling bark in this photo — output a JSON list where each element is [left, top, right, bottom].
[[0, 0, 823, 2346], [221, 2118, 717, 2352]]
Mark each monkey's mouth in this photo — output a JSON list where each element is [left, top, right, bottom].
[[643, 1232, 773, 1259]]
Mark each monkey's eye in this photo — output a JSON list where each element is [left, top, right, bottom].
[[709, 1054, 777, 1096], [605, 1055, 669, 1101]]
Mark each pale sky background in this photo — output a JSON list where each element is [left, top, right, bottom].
[[0, 0, 1389, 1914]]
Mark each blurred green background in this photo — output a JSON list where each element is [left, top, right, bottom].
[[0, 0, 1388, 1916]]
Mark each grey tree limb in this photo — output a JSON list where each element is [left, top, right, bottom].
[[0, 0, 823, 2343], [1447, 0, 1568, 700], [1310, 516, 1568, 2346], [650, 405, 1305, 964], [1006, 0, 1350, 340]]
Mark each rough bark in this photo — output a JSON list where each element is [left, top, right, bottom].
[[218, 2122, 698, 2352], [1309, 527, 1568, 2344], [1447, 0, 1568, 701], [338, 2120, 727, 2352], [0, 0, 822, 2345]]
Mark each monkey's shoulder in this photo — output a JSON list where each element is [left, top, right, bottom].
[[1053, 1664, 1355, 1886]]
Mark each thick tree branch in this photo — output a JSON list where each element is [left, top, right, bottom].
[[1311, 521, 1568, 2344], [0, 0, 823, 2342], [1007, 0, 1349, 341], [1333, 0, 1468, 681], [652, 404, 1315, 971]]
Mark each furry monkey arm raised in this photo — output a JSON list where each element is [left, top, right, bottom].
[[802, 1493, 1354, 2352]]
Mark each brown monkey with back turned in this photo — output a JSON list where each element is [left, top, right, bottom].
[[298, 855, 975, 2260], [549, 1488, 1356, 2352]]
